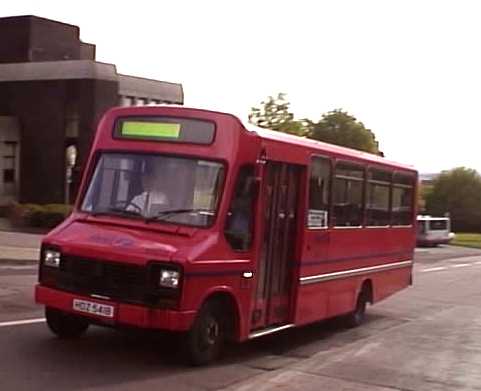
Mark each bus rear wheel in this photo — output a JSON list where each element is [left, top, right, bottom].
[[185, 302, 225, 366], [344, 291, 368, 328], [45, 307, 89, 339]]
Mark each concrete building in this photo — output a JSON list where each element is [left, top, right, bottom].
[[0, 15, 183, 205]]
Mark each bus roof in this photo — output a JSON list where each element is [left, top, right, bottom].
[[417, 215, 450, 221], [106, 105, 416, 173], [243, 123, 415, 173]]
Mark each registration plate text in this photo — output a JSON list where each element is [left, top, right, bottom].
[[72, 299, 114, 318]]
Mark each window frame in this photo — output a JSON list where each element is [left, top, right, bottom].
[[391, 171, 416, 227], [79, 150, 227, 229], [303, 157, 416, 231], [365, 167, 393, 228], [307, 154, 333, 230], [332, 160, 366, 229], [3, 141, 18, 187], [223, 164, 257, 252]]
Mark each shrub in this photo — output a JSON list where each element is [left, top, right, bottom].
[[9, 202, 72, 228]]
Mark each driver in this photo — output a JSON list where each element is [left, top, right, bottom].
[[127, 164, 168, 214]]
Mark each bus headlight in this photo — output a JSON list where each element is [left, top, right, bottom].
[[159, 269, 180, 288], [44, 250, 61, 268]]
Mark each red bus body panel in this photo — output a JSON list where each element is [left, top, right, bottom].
[[35, 106, 416, 342]]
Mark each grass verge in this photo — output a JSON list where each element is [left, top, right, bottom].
[[451, 233, 481, 249]]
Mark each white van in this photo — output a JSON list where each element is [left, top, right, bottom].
[[417, 215, 455, 246]]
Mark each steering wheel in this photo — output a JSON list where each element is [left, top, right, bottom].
[[113, 200, 142, 213]]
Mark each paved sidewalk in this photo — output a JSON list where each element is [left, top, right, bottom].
[[0, 229, 43, 263]]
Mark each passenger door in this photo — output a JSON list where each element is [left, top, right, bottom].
[[251, 162, 302, 330]]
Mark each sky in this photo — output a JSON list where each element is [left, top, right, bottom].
[[2, 0, 481, 174]]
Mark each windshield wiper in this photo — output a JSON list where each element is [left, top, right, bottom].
[[91, 207, 142, 218], [145, 208, 213, 223]]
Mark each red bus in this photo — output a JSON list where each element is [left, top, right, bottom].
[[35, 106, 417, 365]]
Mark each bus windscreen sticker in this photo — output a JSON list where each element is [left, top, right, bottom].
[[121, 121, 181, 139], [308, 209, 328, 228]]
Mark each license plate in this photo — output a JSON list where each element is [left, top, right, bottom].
[[72, 299, 114, 318]]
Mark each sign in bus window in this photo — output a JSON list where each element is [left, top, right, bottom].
[[122, 122, 181, 138], [308, 157, 331, 228], [115, 117, 215, 144], [308, 210, 328, 228]]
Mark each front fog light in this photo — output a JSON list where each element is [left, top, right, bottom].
[[44, 250, 61, 268], [159, 270, 180, 288]]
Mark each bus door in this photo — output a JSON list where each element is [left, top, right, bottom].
[[252, 162, 302, 330]]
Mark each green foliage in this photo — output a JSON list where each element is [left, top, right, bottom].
[[425, 167, 481, 232], [249, 93, 307, 136], [418, 182, 433, 213], [306, 110, 382, 155], [249, 95, 382, 155], [451, 233, 481, 249], [9, 203, 72, 228]]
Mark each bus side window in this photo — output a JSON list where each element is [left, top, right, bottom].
[[308, 157, 331, 228], [366, 169, 391, 226], [333, 162, 364, 227], [392, 173, 415, 226], [224, 165, 256, 251]]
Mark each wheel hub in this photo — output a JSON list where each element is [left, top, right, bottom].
[[204, 319, 219, 346]]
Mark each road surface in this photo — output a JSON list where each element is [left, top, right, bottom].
[[1, 245, 481, 390]]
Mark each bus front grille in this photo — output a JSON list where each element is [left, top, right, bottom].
[[53, 256, 154, 306]]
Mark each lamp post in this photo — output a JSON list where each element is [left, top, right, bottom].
[[65, 145, 77, 204]]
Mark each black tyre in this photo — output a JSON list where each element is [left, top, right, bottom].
[[185, 302, 225, 366], [45, 307, 89, 339], [344, 291, 368, 328]]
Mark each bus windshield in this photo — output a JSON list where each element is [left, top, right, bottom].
[[81, 152, 225, 227], [429, 219, 448, 231]]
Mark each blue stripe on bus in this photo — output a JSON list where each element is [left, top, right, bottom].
[[184, 270, 245, 277], [298, 250, 413, 267], [183, 251, 413, 277]]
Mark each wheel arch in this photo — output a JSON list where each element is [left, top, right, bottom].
[[196, 287, 243, 341], [359, 278, 374, 304]]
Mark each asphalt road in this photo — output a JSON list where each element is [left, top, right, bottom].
[[1, 245, 481, 390]]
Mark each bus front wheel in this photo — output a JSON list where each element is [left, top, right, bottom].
[[45, 307, 89, 338], [185, 302, 225, 366]]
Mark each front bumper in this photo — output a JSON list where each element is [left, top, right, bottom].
[[35, 285, 196, 331]]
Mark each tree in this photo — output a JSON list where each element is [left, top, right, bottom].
[[249, 96, 382, 155], [425, 167, 481, 232], [249, 93, 306, 136], [306, 109, 383, 156]]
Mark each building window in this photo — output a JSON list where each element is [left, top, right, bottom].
[[3, 169, 14, 183], [3, 141, 17, 187], [119, 96, 131, 107], [136, 98, 147, 106]]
